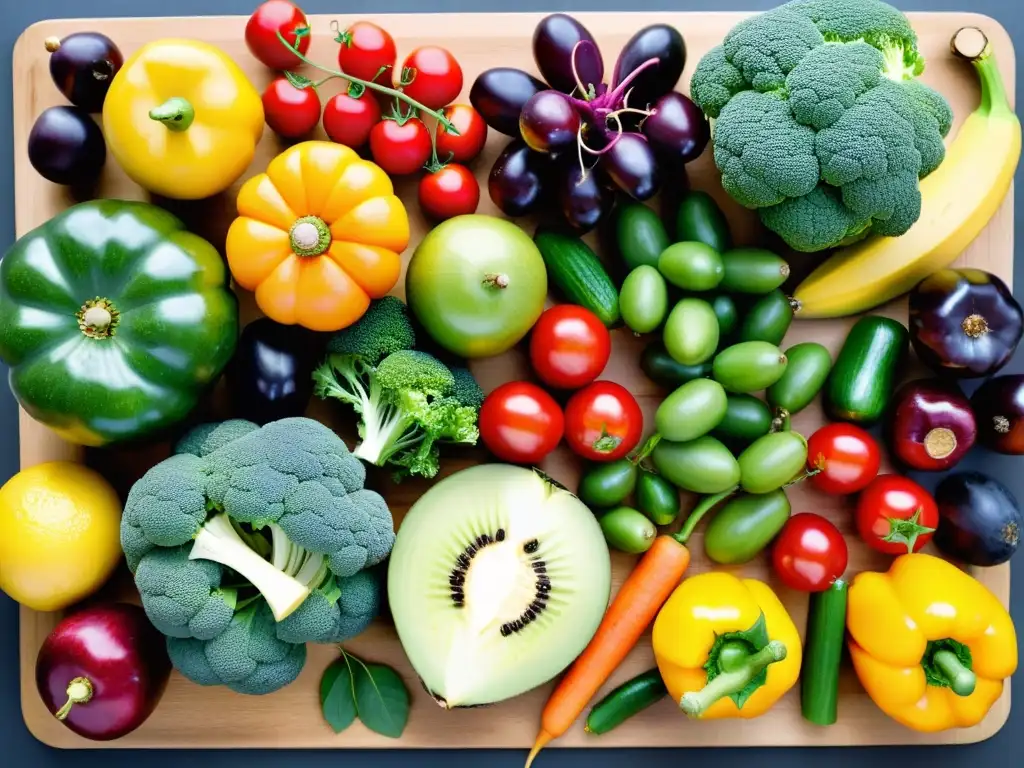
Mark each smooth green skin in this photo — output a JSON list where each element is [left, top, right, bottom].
[[710, 294, 739, 339], [652, 436, 740, 494], [712, 394, 773, 450], [640, 343, 712, 389], [620, 266, 669, 334], [617, 202, 670, 271], [0, 199, 238, 447], [599, 506, 657, 554], [658, 242, 724, 292], [585, 668, 667, 734], [713, 341, 788, 393], [406, 215, 548, 358], [720, 248, 790, 294], [801, 579, 849, 726], [655, 378, 728, 442], [664, 298, 720, 366], [767, 342, 833, 415], [826, 316, 909, 424], [636, 470, 681, 526], [704, 489, 791, 564], [578, 459, 637, 508], [673, 191, 732, 253], [739, 289, 794, 345], [738, 431, 809, 494]]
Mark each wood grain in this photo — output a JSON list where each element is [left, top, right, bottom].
[[11, 10, 1015, 751]]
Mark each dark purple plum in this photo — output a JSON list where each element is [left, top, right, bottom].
[[520, 90, 581, 153], [28, 106, 106, 186], [601, 133, 659, 201], [643, 92, 710, 165], [532, 14, 602, 95], [557, 161, 615, 234], [489, 140, 550, 216], [46, 32, 123, 112], [934, 472, 1021, 566], [612, 25, 686, 110], [470, 67, 548, 137], [971, 375, 1024, 455]]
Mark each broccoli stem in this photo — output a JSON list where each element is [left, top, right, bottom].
[[352, 401, 424, 466]]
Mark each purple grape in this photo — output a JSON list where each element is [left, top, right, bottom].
[[643, 92, 710, 165], [612, 25, 686, 110], [46, 32, 123, 112], [470, 67, 548, 137], [557, 161, 615, 234], [489, 140, 550, 216], [533, 14, 603, 95], [519, 90, 581, 153], [600, 133, 659, 201], [28, 106, 106, 186]]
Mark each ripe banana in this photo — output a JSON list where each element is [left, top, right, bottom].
[[793, 27, 1021, 319]]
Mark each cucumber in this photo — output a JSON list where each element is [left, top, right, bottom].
[[767, 342, 832, 418], [721, 248, 790, 294], [801, 578, 849, 726], [825, 316, 909, 424], [636, 470, 681, 526], [673, 191, 732, 253], [534, 230, 620, 327], [739, 289, 795, 345], [712, 394, 773, 451], [617, 202, 670, 271], [585, 668, 668, 735], [598, 506, 657, 554], [640, 342, 713, 389], [710, 294, 739, 339]]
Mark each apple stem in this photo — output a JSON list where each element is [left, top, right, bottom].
[[55, 676, 94, 721], [482, 273, 509, 289]]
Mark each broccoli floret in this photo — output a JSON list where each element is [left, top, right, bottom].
[[167, 601, 307, 695], [690, 45, 747, 119], [787, 42, 884, 130], [722, 9, 824, 93], [450, 367, 485, 409], [276, 569, 381, 644], [175, 419, 259, 457], [760, 185, 872, 253]]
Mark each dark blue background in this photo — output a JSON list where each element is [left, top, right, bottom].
[[1, 1, 1021, 765]]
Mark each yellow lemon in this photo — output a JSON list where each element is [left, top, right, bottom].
[[0, 462, 123, 611]]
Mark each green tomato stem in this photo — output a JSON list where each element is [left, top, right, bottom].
[[54, 676, 93, 721], [674, 486, 738, 545], [149, 97, 195, 132], [680, 641, 787, 718]]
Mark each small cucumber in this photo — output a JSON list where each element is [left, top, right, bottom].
[[534, 230, 620, 327], [663, 298, 720, 366], [578, 460, 638, 508], [620, 265, 668, 334], [705, 489, 791, 564], [636, 470, 681, 526], [710, 294, 740, 340], [825, 316, 909, 424], [712, 394, 773, 451], [617, 202, 670, 271], [655, 378, 728, 442], [658, 242, 724, 292], [586, 668, 668, 735], [720, 248, 790, 294], [713, 341, 788, 393], [640, 342, 713, 389], [652, 436, 740, 495], [801, 578, 849, 726], [598, 506, 657, 554], [739, 289, 795, 345], [672, 191, 732, 253], [767, 342, 833, 418], [738, 431, 808, 494]]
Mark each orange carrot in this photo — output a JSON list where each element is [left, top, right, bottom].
[[524, 487, 735, 767]]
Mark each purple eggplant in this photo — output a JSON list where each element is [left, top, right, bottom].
[[971, 374, 1024, 455], [643, 92, 710, 165], [46, 32, 123, 112], [470, 67, 548, 137], [601, 133, 660, 200], [909, 268, 1024, 378], [888, 379, 976, 471], [532, 14, 602, 95], [611, 25, 686, 110], [519, 90, 581, 153], [488, 140, 550, 216], [28, 106, 106, 186], [556, 160, 615, 234], [934, 471, 1021, 566]]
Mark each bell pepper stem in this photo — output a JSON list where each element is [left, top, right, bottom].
[[674, 486, 738, 545], [933, 649, 977, 697], [680, 640, 788, 718], [149, 97, 196, 132], [54, 676, 93, 721]]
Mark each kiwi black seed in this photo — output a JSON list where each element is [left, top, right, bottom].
[[496, 529, 506, 541], [523, 539, 539, 554]]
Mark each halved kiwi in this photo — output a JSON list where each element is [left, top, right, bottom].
[[387, 463, 612, 708]]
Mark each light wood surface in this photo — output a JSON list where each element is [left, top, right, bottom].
[[11, 10, 1016, 751]]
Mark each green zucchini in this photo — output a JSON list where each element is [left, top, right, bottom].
[[739, 289, 795, 345], [534, 230, 620, 327], [617, 202, 670, 271], [720, 248, 791, 294], [825, 316, 908, 424], [712, 394, 773, 451], [801, 578, 849, 726], [640, 342, 713, 389], [585, 668, 668, 735], [672, 191, 732, 253]]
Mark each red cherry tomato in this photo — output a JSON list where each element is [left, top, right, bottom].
[[400, 46, 463, 110], [529, 305, 611, 390], [436, 104, 488, 163], [856, 474, 939, 555], [369, 118, 431, 176], [322, 91, 381, 148], [806, 423, 881, 495], [479, 381, 564, 464], [564, 381, 643, 462], [772, 513, 848, 593], [418, 165, 480, 221], [336, 21, 397, 85], [261, 76, 321, 138], [245, 0, 311, 70]]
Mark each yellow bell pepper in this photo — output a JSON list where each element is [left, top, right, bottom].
[[652, 572, 802, 720], [226, 141, 409, 332], [847, 553, 1017, 732], [103, 39, 264, 200]]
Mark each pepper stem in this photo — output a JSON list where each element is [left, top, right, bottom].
[[149, 97, 196, 132], [961, 313, 990, 338], [933, 650, 977, 697], [54, 676, 94, 721], [674, 486, 738, 545], [77, 298, 120, 339], [289, 216, 332, 257], [680, 641, 787, 718]]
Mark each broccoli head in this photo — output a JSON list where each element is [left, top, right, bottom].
[[689, 0, 952, 252]]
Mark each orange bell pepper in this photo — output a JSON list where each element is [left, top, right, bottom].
[[226, 141, 410, 331]]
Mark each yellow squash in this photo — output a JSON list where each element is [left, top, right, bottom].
[[103, 39, 264, 200], [847, 553, 1017, 732]]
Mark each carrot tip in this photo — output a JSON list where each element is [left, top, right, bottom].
[[524, 732, 553, 768]]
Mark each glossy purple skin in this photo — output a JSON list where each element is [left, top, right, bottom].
[[888, 378, 976, 472], [643, 92, 710, 165], [532, 14, 602, 94], [48, 32, 123, 112], [971, 374, 1024, 455], [557, 161, 614, 234], [28, 106, 106, 186], [489, 140, 550, 217], [601, 133, 660, 200], [470, 67, 548, 137], [934, 471, 1022, 566], [519, 90, 581, 153], [36, 603, 171, 741], [909, 268, 1024, 379], [611, 25, 686, 110]]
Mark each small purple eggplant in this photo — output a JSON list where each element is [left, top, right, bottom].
[[971, 374, 1024, 455], [934, 471, 1021, 566], [888, 378, 976, 471]]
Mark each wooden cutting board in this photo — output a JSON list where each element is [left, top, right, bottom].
[[11, 10, 1016, 751]]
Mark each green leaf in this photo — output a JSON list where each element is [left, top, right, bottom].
[[347, 652, 410, 738], [285, 71, 313, 90], [882, 508, 935, 554], [320, 659, 357, 733]]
